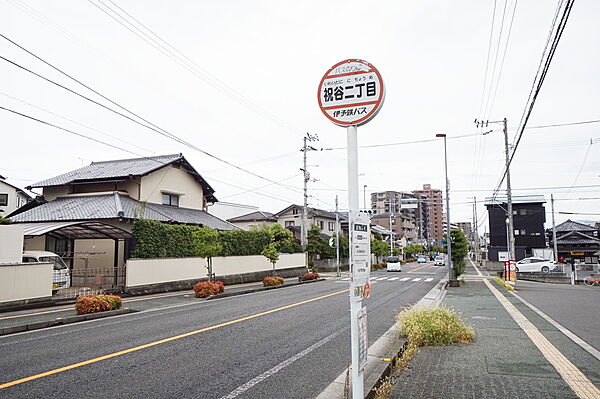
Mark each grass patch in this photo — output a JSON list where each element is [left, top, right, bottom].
[[493, 277, 515, 291]]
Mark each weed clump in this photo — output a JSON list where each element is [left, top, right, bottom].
[[397, 305, 474, 347]]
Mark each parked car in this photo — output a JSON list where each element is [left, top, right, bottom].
[[22, 251, 71, 294], [434, 255, 445, 266], [386, 256, 402, 272], [417, 256, 427, 263], [515, 257, 556, 273]]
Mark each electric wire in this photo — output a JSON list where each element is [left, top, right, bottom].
[[482, 0, 508, 119]]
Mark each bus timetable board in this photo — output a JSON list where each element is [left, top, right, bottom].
[[350, 210, 370, 299]]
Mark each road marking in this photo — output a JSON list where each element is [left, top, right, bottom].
[[341, 277, 350, 281], [0, 288, 348, 390], [220, 331, 342, 399], [424, 278, 433, 282], [411, 278, 422, 282], [400, 278, 411, 281], [374, 277, 388, 280], [482, 278, 600, 399], [408, 264, 430, 273], [388, 277, 399, 281], [509, 291, 600, 362]]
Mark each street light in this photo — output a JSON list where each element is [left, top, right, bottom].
[[436, 133, 453, 281]]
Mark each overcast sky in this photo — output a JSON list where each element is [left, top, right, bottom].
[[1, 0, 599, 230]]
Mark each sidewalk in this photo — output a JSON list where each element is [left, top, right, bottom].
[[388, 262, 600, 399]]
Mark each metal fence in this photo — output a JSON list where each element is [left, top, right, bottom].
[[53, 265, 126, 300]]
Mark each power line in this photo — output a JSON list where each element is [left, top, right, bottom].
[[0, 39, 303, 195], [477, 0, 498, 120], [482, 0, 508, 119]]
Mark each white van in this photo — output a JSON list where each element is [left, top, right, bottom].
[[386, 256, 402, 272], [22, 251, 71, 294]]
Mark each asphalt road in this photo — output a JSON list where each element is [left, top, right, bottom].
[[514, 280, 600, 352], [0, 262, 445, 399]]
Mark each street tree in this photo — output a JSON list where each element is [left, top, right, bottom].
[[261, 242, 280, 276], [371, 235, 389, 263], [192, 226, 222, 282], [450, 228, 468, 279]]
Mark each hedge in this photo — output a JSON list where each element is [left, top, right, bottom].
[[193, 281, 225, 298], [263, 276, 284, 287], [75, 294, 122, 314], [132, 220, 274, 258]]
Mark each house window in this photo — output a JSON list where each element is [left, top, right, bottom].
[[0, 194, 7, 206], [328, 222, 335, 231], [318, 221, 324, 230], [162, 193, 179, 207], [285, 221, 295, 227], [292, 208, 299, 215]]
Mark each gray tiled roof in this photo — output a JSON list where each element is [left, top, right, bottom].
[[228, 211, 276, 223], [30, 154, 183, 187], [10, 193, 238, 230], [274, 204, 337, 219], [556, 231, 600, 245], [555, 219, 598, 232]]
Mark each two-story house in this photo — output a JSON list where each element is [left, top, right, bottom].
[[9, 154, 237, 287], [0, 175, 31, 217], [549, 219, 600, 264], [274, 204, 338, 241], [227, 211, 277, 231]]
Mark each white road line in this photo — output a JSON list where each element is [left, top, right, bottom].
[[220, 331, 341, 399], [424, 278, 433, 282], [341, 278, 350, 281], [388, 277, 399, 281], [411, 278, 422, 282], [400, 278, 411, 281], [375, 277, 388, 280]]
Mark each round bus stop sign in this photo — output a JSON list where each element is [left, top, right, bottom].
[[317, 59, 385, 127]]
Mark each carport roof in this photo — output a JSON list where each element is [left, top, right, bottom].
[[19, 221, 133, 240]]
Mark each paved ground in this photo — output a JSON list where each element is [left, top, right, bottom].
[[0, 262, 445, 398], [389, 261, 600, 399]]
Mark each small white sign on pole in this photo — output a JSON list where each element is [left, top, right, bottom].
[[318, 59, 385, 399]]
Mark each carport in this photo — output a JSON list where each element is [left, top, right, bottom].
[[18, 221, 134, 290]]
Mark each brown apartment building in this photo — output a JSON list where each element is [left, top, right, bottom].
[[412, 184, 444, 245]]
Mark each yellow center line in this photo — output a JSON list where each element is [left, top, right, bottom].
[[0, 288, 348, 390], [407, 263, 431, 273]]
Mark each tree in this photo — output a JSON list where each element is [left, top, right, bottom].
[[403, 244, 425, 257], [252, 223, 302, 253], [305, 225, 335, 271], [261, 242, 280, 276], [392, 247, 401, 256], [371, 235, 389, 263], [430, 244, 445, 253], [331, 233, 349, 259], [192, 226, 222, 282], [450, 228, 468, 279]]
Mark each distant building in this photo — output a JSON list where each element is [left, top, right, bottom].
[[0, 175, 31, 217], [412, 184, 443, 245], [274, 204, 338, 241], [228, 211, 277, 231], [485, 195, 546, 261], [456, 222, 473, 240], [548, 219, 600, 264]]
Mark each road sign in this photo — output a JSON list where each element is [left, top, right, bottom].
[[350, 210, 371, 294], [357, 306, 368, 370], [363, 282, 371, 299], [317, 59, 385, 127]]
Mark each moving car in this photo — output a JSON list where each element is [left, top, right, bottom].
[[386, 256, 402, 272], [434, 255, 445, 266], [417, 256, 427, 263], [22, 251, 71, 294], [515, 257, 556, 273]]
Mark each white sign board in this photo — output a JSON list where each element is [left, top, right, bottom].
[[350, 211, 371, 300], [498, 251, 509, 262], [357, 306, 368, 371], [317, 59, 385, 127]]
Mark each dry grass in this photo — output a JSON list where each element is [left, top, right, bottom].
[[493, 277, 516, 291]]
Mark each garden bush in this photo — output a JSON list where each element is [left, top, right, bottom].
[[371, 263, 386, 270], [75, 294, 122, 315], [193, 281, 225, 298], [263, 276, 284, 287], [302, 272, 320, 280]]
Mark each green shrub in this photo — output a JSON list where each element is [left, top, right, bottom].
[[75, 294, 122, 314], [397, 305, 474, 347], [263, 276, 284, 287], [193, 281, 225, 298]]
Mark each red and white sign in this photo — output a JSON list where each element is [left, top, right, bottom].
[[317, 59, 385, 127]]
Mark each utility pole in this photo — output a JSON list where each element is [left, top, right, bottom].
[[389, 195, 394, 255], [335, 195, 340, 277], [551, 194, 558, 263], [503, 118, 516, 263], [473, 196, 481, 262], [301, 133, 318, 247]]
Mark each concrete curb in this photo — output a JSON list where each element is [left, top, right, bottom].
[[316, 279, 448, 399], [206, 278, 325, 300], [0, 308, 136, 336]]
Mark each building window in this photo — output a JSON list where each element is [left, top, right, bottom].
[[318, 221, 324, 230], [162, 193, 179, 207], [0, 194, 7, 206], [292, 208, 299, 215], [285, 221, 295, 227], [329, 222, 335, 231]]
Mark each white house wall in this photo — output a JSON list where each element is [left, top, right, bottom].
[[140, 165, 204, 210], [0, 181, 27, 216], [0, 262, 52, 302]]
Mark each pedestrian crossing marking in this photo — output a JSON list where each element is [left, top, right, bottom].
[[412, 278, 422, 282], [400, 277, 411, 281], [388, 277, 399, 281], [424, 278, 433, 282], [374, 277, 388, 280]]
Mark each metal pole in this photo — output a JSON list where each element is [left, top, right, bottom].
[[347, 125, 363, 399], [336, 195, 340, 277], [551, 194, 558, 263], [301, 136, 307, 248], [474, 196, 480, 262], [440, 135, 453, 280], [389, 197, 394, 255], [503, 118, 516, 262], [363, 185, 367, 211]]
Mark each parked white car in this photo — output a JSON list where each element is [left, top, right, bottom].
[[516, 257, 556, 273], [386, 256, 402, 272], [434, 255, 445, 266], [22, 251, 71, 293]]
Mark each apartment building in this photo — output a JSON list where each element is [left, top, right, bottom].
[[412, 184, 444, 244]]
